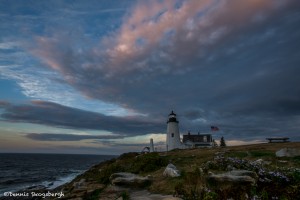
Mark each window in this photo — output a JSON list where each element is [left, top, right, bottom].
[[203, 136, 207, 142], [171, 133, 174, 137]]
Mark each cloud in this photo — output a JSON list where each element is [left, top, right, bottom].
[[0, 64, 130, 116], [4, 0, 300, 142], [13, 131, 165, 154], [91, 140, 165, 147], [183, 109, 205, 120], [0, 101, 10, 108], [0, 41, 19, 50], [29, 0, 299, 113], [0, 101, 164, 136], [26, 133, 123, 141]]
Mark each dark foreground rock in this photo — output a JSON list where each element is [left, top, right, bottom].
[[207, 170, 257, 190], [110, 172, 152, 187]]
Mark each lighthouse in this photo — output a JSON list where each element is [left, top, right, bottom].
[[166, 111, 182, 151]]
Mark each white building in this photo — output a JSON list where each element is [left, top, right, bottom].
[[183, 131, 213, 148], [166, 111, 182, 151], [166, 111, 213, 151]]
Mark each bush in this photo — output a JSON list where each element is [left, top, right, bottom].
[[130, 153, 168, 174], [118, 152, 139, 160], [99, 163, 125, 184], [250, 151, 274, 157], [174, 167, 209, 200], [84, 188, 103, 200], [120, 191, 130, 200], [203, 191, 218, 200], [226, 151, 248, 158]]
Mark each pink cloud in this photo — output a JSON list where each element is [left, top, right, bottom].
[[27, 0, 295, 107], [104, 0, 290, 72]]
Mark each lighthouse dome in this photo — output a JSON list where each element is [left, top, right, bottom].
[[167, 110, 178, 123]]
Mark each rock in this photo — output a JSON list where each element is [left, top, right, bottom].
[[276, 148, 300, 157], [278, 160, 288, 163], [163, 164, 180, 177], [97, 185, 125, 200], [226, 165, 236, 171], [129, 189, 182, 200], [228, 170, 258, 180], [252, 158, 264, 165], [68, 179, 105, 199], [252, 159, 271, 166], [73, 179, 86, 190], [207, 171, 256, 190], [97, 186, 182, 200], [110, 172, 151, 187]]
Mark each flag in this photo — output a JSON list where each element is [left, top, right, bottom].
[[211, 126, 219, 131]]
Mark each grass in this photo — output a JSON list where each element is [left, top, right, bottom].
[[84, 188, 103, 200], [292, 156, 300, 164], [226, 151, 249, 158], [61, 142, 300, 200], [130, 152, 168, 174], [120, 191, 130, 200], [249, 150, 274, 158]]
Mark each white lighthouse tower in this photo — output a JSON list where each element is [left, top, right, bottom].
[[166, 111, 182, 151]]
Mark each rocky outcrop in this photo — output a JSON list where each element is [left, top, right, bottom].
[[228, 170, 258, 180], [163, 164, 180, 177], [276, 148, 300, 157], [129, 190, 182, 200], [110, 172, 151, 187], [97, 186, 183, 200], [64, 178, 105, 199], [207, 170, 257, 190]]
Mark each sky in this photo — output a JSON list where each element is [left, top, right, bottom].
[[0, 0, 300, 155]]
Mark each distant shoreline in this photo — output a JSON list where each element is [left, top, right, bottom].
[[0, 152, 119, 156]]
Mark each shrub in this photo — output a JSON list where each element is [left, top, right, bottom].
[[84, 188, 103, 200], [203, 191, 218, 200], [226, 151, 248, 158], [120, 191, 130, 200], [98, 163, 125, 184], [130, 153, 168, 174], [220, 137, 226, 147], [174, 167, 209, 200], [118, 152, 139, 160], [250, 151, 274, 157]]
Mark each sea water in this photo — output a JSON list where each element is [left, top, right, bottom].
[[0, 153, 116, 196]]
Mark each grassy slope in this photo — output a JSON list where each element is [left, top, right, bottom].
[[61, 142, 300, 199], [149, 142, 300, 194]]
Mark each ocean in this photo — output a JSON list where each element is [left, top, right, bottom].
[[0, 153, 116, 196]]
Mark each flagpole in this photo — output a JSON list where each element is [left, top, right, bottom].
[[210, 126, 213, 146], [210, 126, 220, 146]]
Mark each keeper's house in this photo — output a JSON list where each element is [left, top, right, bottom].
[[183, 131, 213, 148]]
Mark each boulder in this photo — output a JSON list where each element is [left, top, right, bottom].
[[276, 148, 300, 157], [252, 158, 264, 165], [252, 159, 271, 166], [207, 170, 256, 190], [163, 164, 180, 177], [69, 179, 105, 199], [228, 170, 258, 180], [109, 172, 151, 187], [129, 190, 182, 200]]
